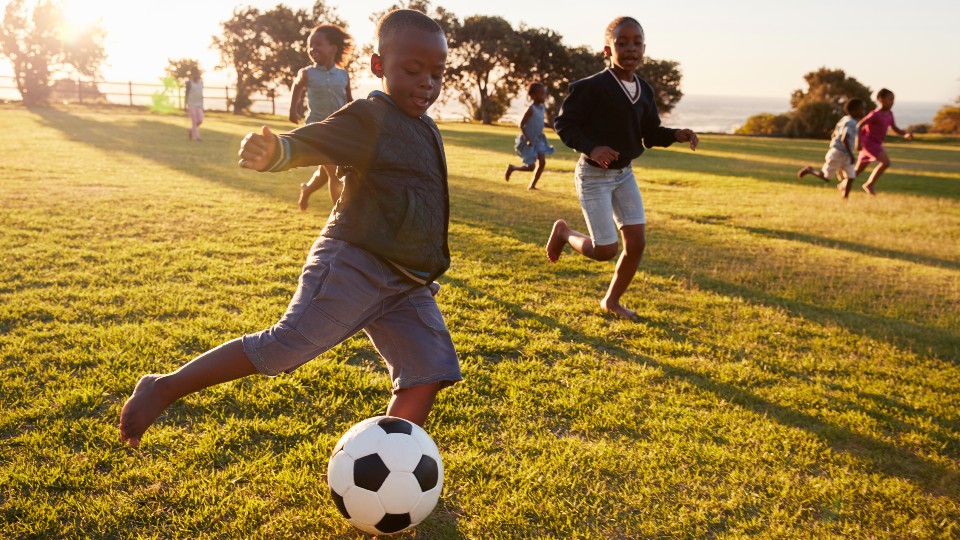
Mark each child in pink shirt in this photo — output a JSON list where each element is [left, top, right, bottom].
[[857, 88, 913, 195]]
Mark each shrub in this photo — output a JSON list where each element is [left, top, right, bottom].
[[784, 100, 838, 139], [931, 99, 960, 134], [736, 113, 790, 136]]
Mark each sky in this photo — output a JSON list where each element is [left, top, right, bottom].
[[1, 0, 958, 104]]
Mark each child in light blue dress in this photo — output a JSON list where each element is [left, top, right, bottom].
[[505, 82, 554, 190]]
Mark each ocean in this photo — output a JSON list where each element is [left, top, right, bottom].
[[495, 94, 944, 134], [1, 76, 942, 134]]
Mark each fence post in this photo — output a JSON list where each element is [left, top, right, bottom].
[[271, 94, 275, 115], [225, 85, 230, 113], [77, 78, 82, 103], [128, 81, 133, 106], [177, 83, 182, 110]]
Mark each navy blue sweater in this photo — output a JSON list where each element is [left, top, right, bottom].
[[555, 69, 678, 170]]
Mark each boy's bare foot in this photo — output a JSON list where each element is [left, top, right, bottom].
[[600, 299, 638, 320], [862, 184, 876, 196], [797, 166, 812, 179], [504, 165, 513, 182], [119, 374, 176, 448], [546, 219, 569, 263], [298, 183, 311, 211]]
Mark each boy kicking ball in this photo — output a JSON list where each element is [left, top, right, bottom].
[[120, 9, 460, 447]]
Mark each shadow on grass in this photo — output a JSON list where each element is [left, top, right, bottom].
[[449, 180, 959, 362], [440, 125, 960, 200], [718, 221, 960, 271], [26, 107, 326, 210], [445, 273, 960, 499]]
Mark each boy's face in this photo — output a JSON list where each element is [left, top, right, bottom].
[[604, 22, 645, 74], [308, 32, 337, 66], [851, 105, 865, 119], [371, 27, 448, 118]]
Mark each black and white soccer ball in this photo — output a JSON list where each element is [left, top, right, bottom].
[[327, 416, 443, 535]]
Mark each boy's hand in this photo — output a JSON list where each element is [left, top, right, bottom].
[[589, 146, 620, 168], [676, 129, 699, 151], [238, 126, 278, 171]]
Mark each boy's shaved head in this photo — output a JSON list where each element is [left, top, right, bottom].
[[376, 9, 443, 54]]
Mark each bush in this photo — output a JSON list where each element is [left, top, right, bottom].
[[736, 113, 790, 136], [906, 123, 930, 134], [784, 100, 838, 139], [931, 99, 960, 134]]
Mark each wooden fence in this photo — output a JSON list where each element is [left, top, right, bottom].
[[0, 75, 280, 114]]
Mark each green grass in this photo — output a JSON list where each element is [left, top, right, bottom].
[[1, 103, 958, 539]]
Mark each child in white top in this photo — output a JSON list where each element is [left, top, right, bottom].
[[185, 68, 204, 141], [797, 98, 865, 198]]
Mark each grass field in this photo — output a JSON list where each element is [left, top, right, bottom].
[[1, 104, 958, 539]]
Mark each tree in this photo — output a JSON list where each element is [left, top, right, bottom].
[[211, 6, 264, 113], [166, 58, 201, 81], [0, 0, 105, 105], [368, 1, 459, 40], [446, 15, 526, 124], [516, 26, 603, 121], [931, 96, 960, 134], [786, 67, 873, 138], [212, 3, 330, 114], [637, 58, 683, 115]]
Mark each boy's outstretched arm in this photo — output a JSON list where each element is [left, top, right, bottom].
[[675, 129, 699, 151], [238, 126, 278, 171]]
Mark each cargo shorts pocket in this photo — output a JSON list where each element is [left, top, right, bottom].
[[409, 294, 447, 333], [307, 249, 382, 329]]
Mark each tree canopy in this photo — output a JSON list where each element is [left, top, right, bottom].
[[931, 96, 960, 135], [0, 0, 105, 105], [446, 15, 526, 124], [212, 1, 350, 114], [739, 67, 873, 138], [166, 58, 201, 82]]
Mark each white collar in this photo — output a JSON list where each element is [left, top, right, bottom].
[[606, 69, 641, 104]]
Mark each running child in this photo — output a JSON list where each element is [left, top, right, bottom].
[[504, 81, 555, 190], [120, 10, 459, 448], [545, 16, 699, 320], [797, 98, 866, 198], [290, 23, 354, 210], [185, 68, 204, 141], [856, 88, 913, 195]]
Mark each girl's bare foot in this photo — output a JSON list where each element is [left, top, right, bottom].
[[504, 165, 513, 182], [298, 183, 311, 211], [600, 298, 638, 320], [119, 374, 176, 448], [546, 219, 569, 263], [862, 184, 876, 195]]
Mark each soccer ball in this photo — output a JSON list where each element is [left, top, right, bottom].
[[327, 416, 444, 535]]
